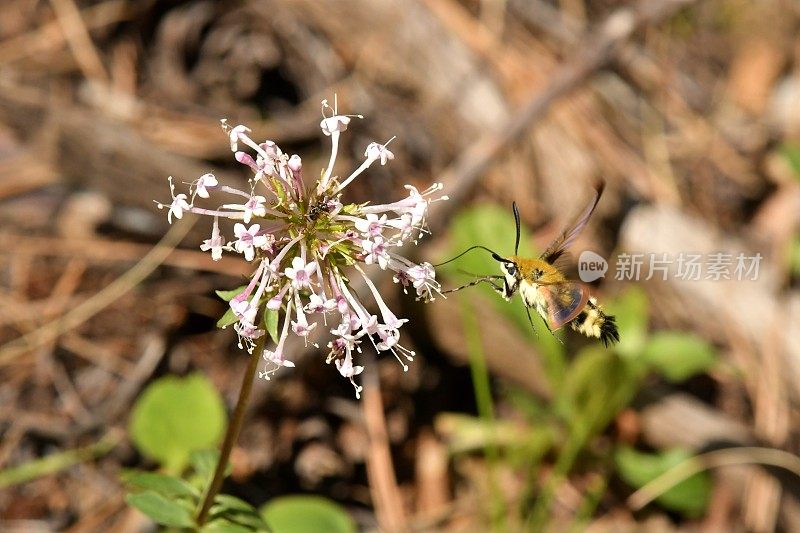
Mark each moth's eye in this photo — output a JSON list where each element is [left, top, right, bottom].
[[505, 263, 517, 276], [534, 268, 543, 279]]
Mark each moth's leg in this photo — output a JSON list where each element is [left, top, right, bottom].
[[525, 306, 564, 345], [524, 306, 540, 339], [539, 314, 564, 345], [443, 275, 505, 296], [502, 277, 514, 299]]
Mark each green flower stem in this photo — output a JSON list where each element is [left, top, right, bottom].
[[196, 335, 265, 527], [458, 296, 506, 531]]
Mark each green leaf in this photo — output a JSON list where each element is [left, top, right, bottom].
[[191, 450, 221, 479], [202, 519, 259, 533], [605, 286, 649, 357], [213, 494, 260, 514], [215, 512, 269, 531], [615, 447, 712, 517], [641, 332, 717, 382], [264, 308, 280, 344], [217, 307, 239, 329], [556, 348, 641, 435], [126, 491, 195, 528], [186, 450, 226, 493], [130, 374, 227, 473], [121, 470, 199, 499], [211, 494, 270, 529], [216, 286, 247, 302], [261, 496, 356, 533]]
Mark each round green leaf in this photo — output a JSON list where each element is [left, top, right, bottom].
[[261, 496, 356, 533], [190, 450, 221, 479], [641, 332, 717, 383], [130, 374, 227, 472]]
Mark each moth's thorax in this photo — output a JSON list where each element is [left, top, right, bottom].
[[500, 256, 571, 319], [506, 256, 565, 283]]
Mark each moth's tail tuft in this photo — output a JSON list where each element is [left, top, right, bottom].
[[570, 297, 619, 347], [598, 312, 619, 347]]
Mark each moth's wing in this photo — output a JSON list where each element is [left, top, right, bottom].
[[540, 181, 604, 265], [538, 282, 589, 329], [547, 253, 577, 279]]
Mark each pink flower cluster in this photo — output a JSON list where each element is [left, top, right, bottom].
[[156, 100, 447, 396]]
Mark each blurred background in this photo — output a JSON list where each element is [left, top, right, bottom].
[[1, 0, 800, 531]]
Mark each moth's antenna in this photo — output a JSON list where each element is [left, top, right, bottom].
[[433, 245, 508, 267], [512, 201, 521, 255]]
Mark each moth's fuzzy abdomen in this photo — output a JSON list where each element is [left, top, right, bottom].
[[569, 297, 619, 346]]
